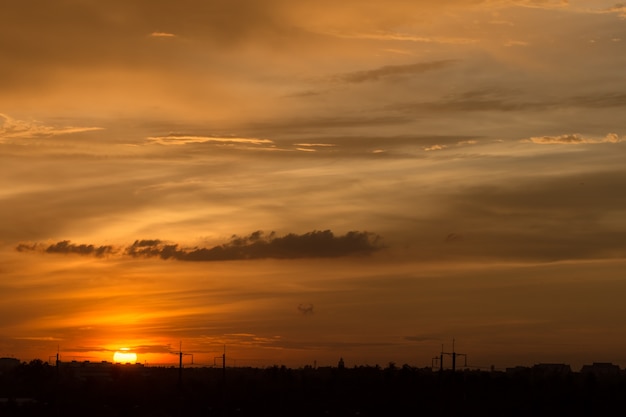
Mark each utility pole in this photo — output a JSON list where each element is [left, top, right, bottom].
[[213, 345, 226, 380], [171, 341, 193, 386], [431, 355, 440, 370], [439, 339, 468, 372]]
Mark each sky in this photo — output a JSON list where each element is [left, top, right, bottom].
[[1, 0, 626, 370]]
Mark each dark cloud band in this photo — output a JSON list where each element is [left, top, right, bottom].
[[16, 230, 382, 261], [126, 230, 382, 260]]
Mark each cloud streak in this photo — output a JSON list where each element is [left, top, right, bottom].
[[323, 30, 477, 45], [0, 113, 103, 140], [147, 135, 274, 146], [150, 32, 177, 38], [126, 230, 382, 261], [336, 60, 456, 83], [393, 91, 626, 115], [525, 133, 622, 144], [17, 230, 382, 261]]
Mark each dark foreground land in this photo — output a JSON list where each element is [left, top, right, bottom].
[[2, 361, 626, 416]]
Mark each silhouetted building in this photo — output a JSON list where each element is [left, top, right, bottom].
[[0, 358, 20, 374], [580, 362, 620, 377], [337, 357, 345, 369], [531, 363, 572, 376], [506, 366, 531, 376], [61, 360, 146, 381]]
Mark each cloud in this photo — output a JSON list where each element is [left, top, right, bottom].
[[15, 242, 43, 252], [18, 230, 382, 261], [322, 30, 477, 45], [570, 93, 626, 108], [507, 0, 570, 9], [606, 4, 626, 18], [247, 115, 414, 133], [336, 60, 456, 84], [425, 168, 626, 262], [294, 143, 336, 148], [393, 89, 549, 113], [126, 230, 382, 261], [68, 344, 172, 354], [147, 135, 274, 146], [457, 140, 478, 146], [14, 241, 115, 257], [12, 336, 63, 341], [525, 133, 622, 144], [0, 113, 103, 140], [393, 90, 626, 115], [45, 240, 115, 257], [504, 40, 530, 47], [132, 344, 175, 354], [582, 3, 626, 18], [294, 143, 336, 153], [150, 32, 176, 38]]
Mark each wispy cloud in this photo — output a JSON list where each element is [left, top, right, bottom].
[[13, 336, 63, 341], [150, 31, 176, 38], [606, 4, 626, 18], [504, 40, 530, 47], [0, 113, 103, 140], [424, 145, 447, 151], [578, 3, 626, 18], [294, 143, 336, 153], [69, 344, 173, 354], [524, 133, 622, 144], [336, 60, 456, 84], [393, 90, 626, 114], [507, 0, 570, 10], [323, 30, 477, 45], [147, 135, 274, 146], [294, 143, 336, 148]]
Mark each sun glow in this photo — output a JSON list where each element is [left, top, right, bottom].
[[113, 348, 138, 363]]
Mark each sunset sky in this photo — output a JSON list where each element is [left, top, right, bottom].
[[2, 0, 626, 370]]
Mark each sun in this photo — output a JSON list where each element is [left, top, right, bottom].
[[113, 348, 138, 363]]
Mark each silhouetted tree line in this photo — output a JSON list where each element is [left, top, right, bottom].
[[2, 360, 626, 416]]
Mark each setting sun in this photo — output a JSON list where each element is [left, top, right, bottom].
[[113, 349, 138, 363]]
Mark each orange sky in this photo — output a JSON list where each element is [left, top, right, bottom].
[[1, 0, 626, 370]]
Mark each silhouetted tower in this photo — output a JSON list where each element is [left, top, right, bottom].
[[338, 357, 345, 369], [439, 339, 467, 372], [49, 345, 60, 380]]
